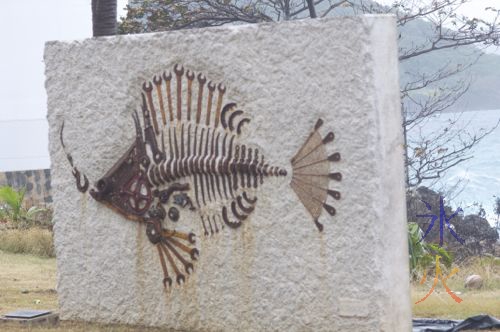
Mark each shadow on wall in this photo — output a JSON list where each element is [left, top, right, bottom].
[[0, 169, 52, 207]]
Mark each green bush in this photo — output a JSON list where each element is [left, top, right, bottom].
[[0, 185, 49, 228], [408, 222, 453, 280], [0, 228, 55, 257]]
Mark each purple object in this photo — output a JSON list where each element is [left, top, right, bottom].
[[4, 310, 51, 319]]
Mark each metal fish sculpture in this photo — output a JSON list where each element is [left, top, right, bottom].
[[59, 64, 342, 288]]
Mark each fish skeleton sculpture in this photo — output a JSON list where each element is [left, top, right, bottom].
[[60, 64, 342, 288]]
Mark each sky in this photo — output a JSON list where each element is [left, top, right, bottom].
[[456, 0, 499, 20], [0, 0, 497, 171], [0, 0, 127, 171], [379, 0, 500, 55], [377, 0, 499, 19]]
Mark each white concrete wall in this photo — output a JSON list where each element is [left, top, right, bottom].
[[45, 16, 410, 331]]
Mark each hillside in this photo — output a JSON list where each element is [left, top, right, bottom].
[[323, 0, 500, 112], [399, 20, 500, 112]]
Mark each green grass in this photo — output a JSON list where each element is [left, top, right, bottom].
[[0, 250, 177, 331], [412, 255, 500, 319], [0, 228, 55, 257], [0, 250, 57, 314], [412, 289, 500, 319]]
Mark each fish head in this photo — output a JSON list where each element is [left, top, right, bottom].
[[89, 140, 154, 220]]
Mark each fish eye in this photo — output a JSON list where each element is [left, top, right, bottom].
[[168, 207, 180, 222], [173, 193, 187, 207]]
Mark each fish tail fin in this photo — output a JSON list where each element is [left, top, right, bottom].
[[60, 121, 89, 193], [290, 118, 341, 231]]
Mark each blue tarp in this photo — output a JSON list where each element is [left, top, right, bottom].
[[413, 315, 500, 331]]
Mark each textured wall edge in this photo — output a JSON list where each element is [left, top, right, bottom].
[[365, 15, 412, 331]]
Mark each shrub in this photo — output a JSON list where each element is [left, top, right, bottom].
[[0, 186, 49, 228], [408, 222, 453, 280], [0, 228, 55, 257]]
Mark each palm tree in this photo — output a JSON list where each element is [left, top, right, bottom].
[[0, 186, 46, 226], [92, 0, 117, 37]]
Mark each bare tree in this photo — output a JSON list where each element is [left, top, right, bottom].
[[383, 0, 500, 186], [92, 0, 117, 36], [119, 0, 500, 188], [494, 196, 500, 231]]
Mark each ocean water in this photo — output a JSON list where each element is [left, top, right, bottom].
[[409, 109, 500, 226]]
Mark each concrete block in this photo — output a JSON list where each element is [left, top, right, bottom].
[[45, 15, 410, 331]]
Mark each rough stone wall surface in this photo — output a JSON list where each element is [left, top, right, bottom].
[[0, 169, 52, 206], [45, 16, 410, 331]]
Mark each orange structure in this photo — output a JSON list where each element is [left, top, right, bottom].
[[415, 255, 463, 304]]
